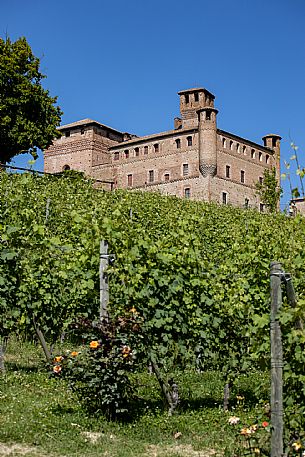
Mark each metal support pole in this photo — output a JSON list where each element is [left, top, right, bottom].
[[100, 240, 109, 323], [270, 261, 284, 457]]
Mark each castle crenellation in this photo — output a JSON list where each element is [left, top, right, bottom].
[[44, 87, 281, 210]]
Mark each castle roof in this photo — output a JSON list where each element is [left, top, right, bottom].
[[178, 87, 215, 99], [58, 118, 125, 136]]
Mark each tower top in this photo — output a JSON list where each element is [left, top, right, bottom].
[[178, 87, 215, 129], [177, 87, 215, 100]]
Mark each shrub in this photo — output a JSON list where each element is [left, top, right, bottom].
[[52, 316, 142, 420]]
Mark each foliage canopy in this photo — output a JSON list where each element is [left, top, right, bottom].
[[1, 172, 305, 442], [0, 36, 62, 163], [255, 167, 282, 212]]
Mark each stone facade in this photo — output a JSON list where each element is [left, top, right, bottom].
[[290, 198, 305, 216], [44, 87, 281, 210]]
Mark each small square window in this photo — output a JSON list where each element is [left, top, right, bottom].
[[183, 163, 189, 176], [149, 170, 154, 182], [164, 173, 170, 182], [244, 198, 249, 208], [187, 136, 192, 147], [127, 174, 133, 187], [154, 143, 159, 153]]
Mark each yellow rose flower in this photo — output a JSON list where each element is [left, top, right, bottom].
[[240, 427, 252, 436], [292, 442, 302, 451]]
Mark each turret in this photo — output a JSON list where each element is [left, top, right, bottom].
[[178, 88, 215, 129], [197, 107, 218, 177], [262, 134, 281, 180]]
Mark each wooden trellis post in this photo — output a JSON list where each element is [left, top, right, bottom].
[[270, 261, 284, 457]]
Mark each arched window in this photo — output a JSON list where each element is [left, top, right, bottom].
[[62, 165, 70, 171]]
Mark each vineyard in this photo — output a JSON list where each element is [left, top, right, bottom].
[[1, 170, 305, 456]]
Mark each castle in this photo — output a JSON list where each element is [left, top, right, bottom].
[[44, 87, 281, 210]]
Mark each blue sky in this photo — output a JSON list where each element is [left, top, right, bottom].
[[1, 0, 305, 208]]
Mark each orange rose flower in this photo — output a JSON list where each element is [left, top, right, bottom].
[[71, 351, 79, 357], [54, 356, 63, 363], [130, 307, 137, 313], [53, 365, 62, 374], [90, 341, 99, 349]]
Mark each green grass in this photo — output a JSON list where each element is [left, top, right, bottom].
[[0, 338, 269, 457]]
